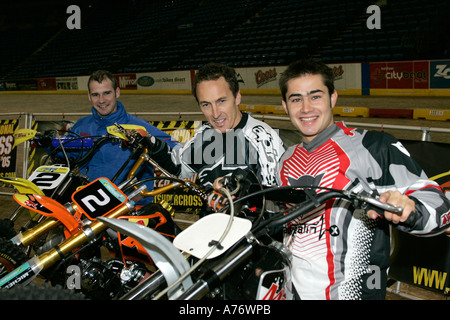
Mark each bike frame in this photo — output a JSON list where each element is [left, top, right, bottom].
[[0, 178, 177, 289]]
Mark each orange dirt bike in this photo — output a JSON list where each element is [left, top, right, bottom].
[[0, 124, 147, 238], [98, 172, 413, 301], [0, 124, 207, 299], [0, 124, 144, 250], [0, 128, 94, 239]]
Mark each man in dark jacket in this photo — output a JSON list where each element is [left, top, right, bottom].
[[70, 70, 177, 203]]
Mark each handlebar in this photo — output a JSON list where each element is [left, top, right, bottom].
[[172, 186, 417, 300]]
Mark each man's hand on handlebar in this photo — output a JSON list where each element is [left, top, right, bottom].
[[367, 190, 416, 224], [207, 176, 235, 212]]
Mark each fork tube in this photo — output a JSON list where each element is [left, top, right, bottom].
[[127, 148, 148, 181], [12, 218, 61, 247], [37, 202, 134, 271]]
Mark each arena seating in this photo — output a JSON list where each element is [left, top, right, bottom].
[[0, 0, 448, 80]]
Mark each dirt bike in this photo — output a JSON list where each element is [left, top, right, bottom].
[[0, 128, 94, 238], [98, 171, 415, 301], [0, 124, 137, 257], [0, 124, 207, 299]]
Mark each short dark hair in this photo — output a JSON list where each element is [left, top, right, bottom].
[[192, 62, 239, 102], [279, 59, 335, 101], [88, 70, 117, 92]]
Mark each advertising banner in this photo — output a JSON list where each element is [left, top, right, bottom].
[[150, 120, 204, 214], [115, 73, 137, 90], [389, 140, 450, 295], [236, 66, 286, 91], [328, 63, 362, 93], [3, 79, 38, 91], [37, 78, 57, 91], [370, 61, 429, 89], [0, 119, 20, 178], [429, 60, 450, 89], [235, 63, 361, 93], [56, 77, 78, 90], [136, 71, 191, 91]]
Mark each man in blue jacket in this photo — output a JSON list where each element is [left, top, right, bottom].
[[70, 70, 177, 204]]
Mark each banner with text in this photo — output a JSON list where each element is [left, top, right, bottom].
[[389, 140, 450, 295], [0, 119, 20, 178], [430, 60, 450, 89], [370, 61, 429, 89]]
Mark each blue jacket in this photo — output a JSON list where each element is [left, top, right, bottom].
[[70, 101, 177, 204]]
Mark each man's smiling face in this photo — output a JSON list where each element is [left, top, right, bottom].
[[88, 78, 120, 117], [282, 73, 338, 143], [196, 76, 242, 133]]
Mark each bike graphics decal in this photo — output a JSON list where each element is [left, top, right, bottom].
[[14, 194, 53, 214], [0, 259, 38, 289], [72, 178, 127, 220], [28, 166, 70, 190], [107, 124, 147, 140]]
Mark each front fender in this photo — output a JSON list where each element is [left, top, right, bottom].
[[0, 177, 44, 195]]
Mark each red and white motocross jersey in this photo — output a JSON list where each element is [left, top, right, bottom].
[[277, 122, 449, 300]]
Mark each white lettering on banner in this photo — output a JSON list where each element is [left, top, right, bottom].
[[386, 71, 403, 81], [0, 135, 13, 156], [118, 76, 137, 88], [434, 65, 450, 79]]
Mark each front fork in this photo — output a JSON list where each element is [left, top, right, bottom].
[[0, 201, 134, 289], [0, 182, 178, 289]]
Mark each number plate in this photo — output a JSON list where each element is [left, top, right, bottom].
[[28, 165, 70, 190], [72, 178, 127, 220]]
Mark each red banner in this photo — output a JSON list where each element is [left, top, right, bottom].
[[37, 78, 57, 90], [370, 61, 429, 89], [115, 73, 137, 90]]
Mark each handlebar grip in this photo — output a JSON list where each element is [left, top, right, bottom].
[[400, 209, 418, 228], [364, 196, 403, 214], [362, 195, 418, 228]]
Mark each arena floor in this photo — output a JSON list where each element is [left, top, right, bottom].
[[0, 93, 448, 300]]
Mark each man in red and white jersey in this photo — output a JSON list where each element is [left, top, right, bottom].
[[277, 59, 450, 300]]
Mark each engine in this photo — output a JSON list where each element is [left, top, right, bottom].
[[78, 257, 149, 299]]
